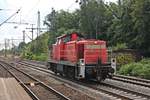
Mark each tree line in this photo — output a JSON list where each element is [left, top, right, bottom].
[[44, 0, 150, 56]]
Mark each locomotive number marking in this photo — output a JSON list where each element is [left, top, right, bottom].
[[85, 45, 105, 49]]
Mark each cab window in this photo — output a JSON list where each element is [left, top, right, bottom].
[[63, 35, 71, 43]]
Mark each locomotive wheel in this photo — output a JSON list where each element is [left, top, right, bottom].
[[66, 66, 75, 79], [53, 63, 57, 74]]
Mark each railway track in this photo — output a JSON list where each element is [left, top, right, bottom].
[[0, 60, 70, 100], [113, 75, 150, 87], [17, 60, 150, 100], [20, 60, 150, 88]]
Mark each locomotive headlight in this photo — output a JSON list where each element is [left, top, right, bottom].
[[79, 59, 85, 65], [94, 41, 97, 44]]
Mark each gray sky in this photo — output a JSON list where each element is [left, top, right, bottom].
[[0, 0, 117, 48]]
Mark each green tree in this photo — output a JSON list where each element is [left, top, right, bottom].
[[130, 0, 150, 55], [44, 8, 57, 46], [107, 0, 134, 45], [44, 9, 80, 47], [43, 0, 150, 55], [79, 0, 109, 39]]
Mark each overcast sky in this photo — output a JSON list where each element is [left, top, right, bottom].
[[0, 0, 117, 48]]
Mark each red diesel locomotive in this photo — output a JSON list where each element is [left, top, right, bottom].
[[47, 32, 114, 81]]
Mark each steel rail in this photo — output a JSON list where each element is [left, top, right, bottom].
[[0, 63, 40, 100], [101, 82, 150, 99], [0, 60, 70, 100], [114, 74, 150, 83], [112, 76, 150, 88], [22, 61, 150, 88], [18, 61, 150, 100], [20, 60, 150, 83]]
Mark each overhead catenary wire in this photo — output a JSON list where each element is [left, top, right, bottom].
[[0, 8, 21, 27], [0, 9, 13, 11]]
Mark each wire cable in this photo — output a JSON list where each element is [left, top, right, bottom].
[[0, 8, 21, 27]]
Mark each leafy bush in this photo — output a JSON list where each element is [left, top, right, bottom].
[[116, 53, 135, 66], [140, 58, 150, 64], [113, 43, 127, 51], [119, 63, 135, 75], [119, 59, 150, 79], [24, 52, 33, 60], [20, 32, 49, 61], [32, 53, 48, 61]]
